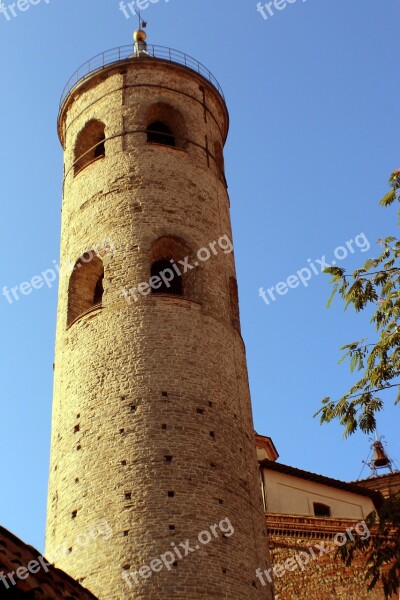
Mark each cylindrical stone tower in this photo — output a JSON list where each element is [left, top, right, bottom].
[[46, 31, 274, 600]]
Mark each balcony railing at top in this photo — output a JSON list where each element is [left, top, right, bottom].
[[59, 44, 225, 110]]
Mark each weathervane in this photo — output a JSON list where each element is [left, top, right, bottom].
[[133, 7, 147, 31], [132, 8, 149, 57]]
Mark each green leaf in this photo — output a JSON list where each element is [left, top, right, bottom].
[[326, 283, 339, 308], [380, 190, 396, 206]]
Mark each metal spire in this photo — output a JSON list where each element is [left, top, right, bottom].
[[359, 434, 399, 479]]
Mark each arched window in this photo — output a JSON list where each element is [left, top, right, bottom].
[[94, 137, 106, 158], [229, 276, 240, 332], [150, 236, 198, 301], [67, 254, 104, 326], [313, 503, 331, 517], [147, 121, 175, 147], [74, 120, 106, 175], [93, 272, 104, 305], [151, 259, 183, 295], [145, 103, 186, 150]]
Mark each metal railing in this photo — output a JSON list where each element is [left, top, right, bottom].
[[60, 44, 225, 110]]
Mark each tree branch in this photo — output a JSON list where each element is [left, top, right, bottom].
[[344, 382, 400, 401]]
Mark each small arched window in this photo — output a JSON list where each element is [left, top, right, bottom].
[[150, 236, 199, 302], [151, 259, 183, 296], [74, 120, 106, 175], [93, 272, 104, 305], [313, 503, 331, 517], [145, 103, 186, 150], [67, 254, 104, 326], [147, 122, 176, 147]]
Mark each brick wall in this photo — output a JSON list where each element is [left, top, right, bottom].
[[357, 472, 400, 499], [266, 514, 387, 599]]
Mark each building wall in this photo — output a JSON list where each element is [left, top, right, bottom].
[[262, 469, 376, 519], [357, 472, 400, 498], [266, 515, 387, 600], [46, 56, 273, 600]]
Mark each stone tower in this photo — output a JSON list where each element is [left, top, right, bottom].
[[46, 30, 274, 600]]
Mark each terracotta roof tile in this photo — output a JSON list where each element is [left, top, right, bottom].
[[0, 526, 98, 599]]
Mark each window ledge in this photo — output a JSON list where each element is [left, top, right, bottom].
[[150, 294, 201, 307], [146, 142, 187, 153], [67, 303, 103, 329], [74, 155, 105, 177]]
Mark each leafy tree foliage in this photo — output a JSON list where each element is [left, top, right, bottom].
[[315, 170, 400, 597], [337, 495, 400, 598], [316, 169, 400, 437]]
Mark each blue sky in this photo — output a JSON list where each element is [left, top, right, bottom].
[[0, 0, 399, 553]]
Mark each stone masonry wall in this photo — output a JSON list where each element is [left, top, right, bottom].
[[357, 472, 400, 499], [266, 515, 388, 600]]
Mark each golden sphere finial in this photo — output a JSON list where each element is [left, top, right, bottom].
[[134, 29, 147, 43]]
